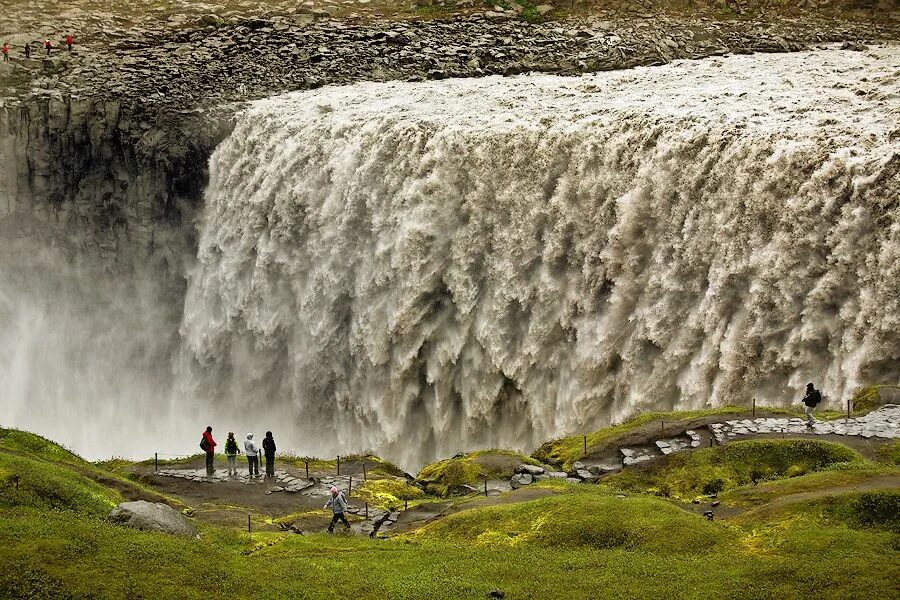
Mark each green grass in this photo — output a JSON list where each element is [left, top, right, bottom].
[[876, 440, 900, 466], [604, 439, 865, 500], [532, 405, 806, 470], [416, 449, 541, 497]]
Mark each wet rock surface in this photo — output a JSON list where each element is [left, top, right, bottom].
[[2, 13, 897, 113]]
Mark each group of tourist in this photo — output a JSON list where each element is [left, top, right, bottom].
[[1, 35, 75, 62], [199, 426, 278, 478], [198, 426, 351, 532]]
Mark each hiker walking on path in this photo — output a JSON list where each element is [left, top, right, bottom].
[[325, 486, 351, 533], [65, 34, 74, 53], [244, 433, 260, 477], [44, 39, 52, 56], [2, 43, 9, 62], [224, 432, 240, 476], [802, 382, 822, 427], [201, 426, 217, 475], [262, 431, 276, 478]]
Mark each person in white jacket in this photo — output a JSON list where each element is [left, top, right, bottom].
[[244, 433, 260, 477], [325, 486, 351, 533]]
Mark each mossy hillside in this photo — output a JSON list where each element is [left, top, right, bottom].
[[416, 450, 541, 497], [355, 478, 426, 510], [0, 453, 121, 517], [876, 440, 900, 466], [851, 384, 900, 413], [413, 486, 730, 552], [806, 491, 900, 532], [531, 405, 805, 470], [0, 428, 89, 468], [604, 439, 864, 500]]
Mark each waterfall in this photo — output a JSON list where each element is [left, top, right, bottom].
[[179, 48, 900, 468]]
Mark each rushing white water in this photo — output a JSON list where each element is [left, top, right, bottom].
[[176, 47, 899, 468]]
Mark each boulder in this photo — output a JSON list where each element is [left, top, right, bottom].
[[574, 469, 598, 482], [509, 473, 533, 489], [109, 501, 198, 537], [514, 464, 545, 476], [546, 471, 568, 479]]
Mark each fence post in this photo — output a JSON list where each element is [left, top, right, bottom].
[[752, 398, 756, 419], [155, 452, 158, 472], [661, 420, 665, 435], [484, 477, 488, 497], [404, 499, 408, 511], [305, 461, 309, 479], [337, 455, 340, 475], [365, 502, 368, 519], [847, 400, 851, 422], [349, 476, 352, 497]]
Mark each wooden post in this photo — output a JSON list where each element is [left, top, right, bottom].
[[583, 435, 587, 454], [365, 502, 369, 519], [404, 499, 408, 511], [155, 452, 158, 472], [305, 461, 309, 479], [484, 477, 488, 497], [337, 455, 340, 475], [349, 476, 352, 497], [661, 420, 665, 435], [847, 400, 851, 422], [752, 398, 756, 419]]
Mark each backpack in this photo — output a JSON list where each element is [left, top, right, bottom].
[[812, 390, 822, 406], [200, 436, 209, 451]]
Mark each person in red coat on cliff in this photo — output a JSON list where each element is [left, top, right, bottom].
[[65, 34, 74, 53], [1, 43, 9, 62], [201, 426, 217, 475], [44, 39, 52, 56]]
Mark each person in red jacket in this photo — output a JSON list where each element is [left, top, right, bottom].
[[201, 426, 217, 475], [1, 43, 9, 62], [44, 39, 52, 56], [65, 34, 74, 53]]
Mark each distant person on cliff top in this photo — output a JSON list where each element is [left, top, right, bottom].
[[2, 43, 9, 62], [262, 431, 277, 478], [325, 486, 351, 533], [65, 34, 74, 53], [44, 39, 52, 56], [200, 426, 217, 475], [802, 383, 822, 427], [24, 43, 30, 59], [224, 432, 240, 476], [244, 433, 260, 477]]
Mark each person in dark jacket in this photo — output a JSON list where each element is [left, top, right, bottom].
[[224, 432, 240, 476], [802, 383, 822, 427], [201, 426, 217, 475], [262, 431, 276, 477]]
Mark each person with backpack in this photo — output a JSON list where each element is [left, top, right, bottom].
[[200, 426, 217, 475], [262, 431, 277, 478], [802, 382, 822, 427], [244, 433, 260, 477], [224, 432, 240, 476], [324, 486, 351, 533]]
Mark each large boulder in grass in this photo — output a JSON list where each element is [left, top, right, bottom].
[[514, 464, 545, 476], [109, 501, 198, 537]]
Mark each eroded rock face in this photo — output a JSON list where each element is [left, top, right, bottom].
[[109, 501, 198, 537]]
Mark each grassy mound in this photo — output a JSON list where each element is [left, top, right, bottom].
[[0, 428, 89, 468], [531, 406, 800, 470], [604, 439, 864, 500], [721, 464, 896, 509], [414, 486, 729, 552], [355, 479, 426, 510], [876, 440, 900, 466], [851, 384, 900, 413], [416, 450, 541, 497]]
